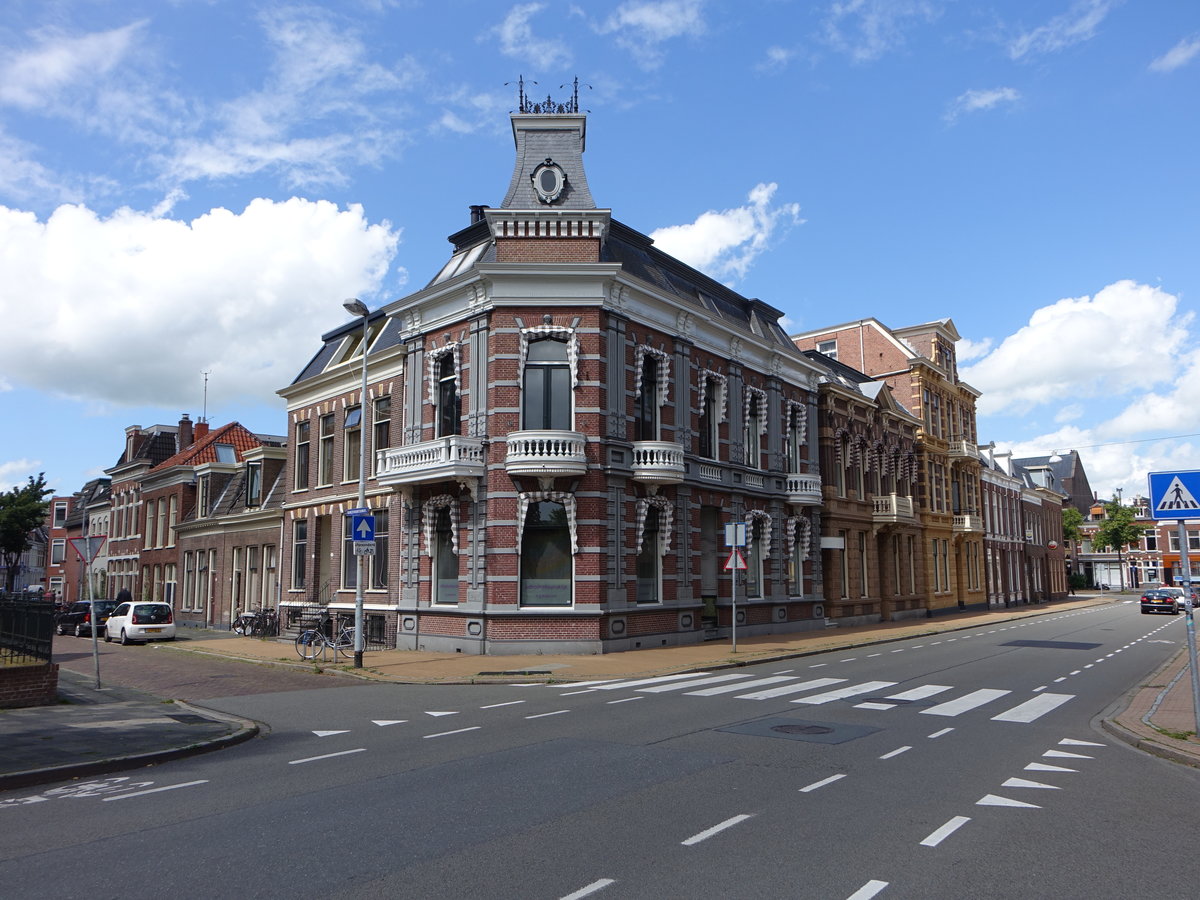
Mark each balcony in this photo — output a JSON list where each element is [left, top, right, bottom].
[[953, 513, 984, 533], [948, 440, 978, 460], [375, 436, 486, 486], [505, 430, 588, 478], [786, 473, 822, 506], [873, 493, 916, 524], [631, 441, 685, 484]]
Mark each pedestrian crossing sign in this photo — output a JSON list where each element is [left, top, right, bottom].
[[1148, 469, 1200, 520]]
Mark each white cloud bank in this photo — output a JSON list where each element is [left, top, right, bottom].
[[649, 183, 803, 283], [594, 0, 706, 69], [823, 0, 939, 64], [0, 199, 400, 410], [945, 87, 1020, 122], [486, 3, 573, 70], [962, 280, 1188, 416], [1007, 0, 1117, 60]]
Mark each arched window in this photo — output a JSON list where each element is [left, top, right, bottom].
[[523, 338, 571, 431]]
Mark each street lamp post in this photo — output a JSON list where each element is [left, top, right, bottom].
[[344, 298, 370, 669]]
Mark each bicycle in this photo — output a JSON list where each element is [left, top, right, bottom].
[[295, 615, 357, 660], [233, 608, 278, 637]]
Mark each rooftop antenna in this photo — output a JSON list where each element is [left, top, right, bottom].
[[201, 370, 211, 424]]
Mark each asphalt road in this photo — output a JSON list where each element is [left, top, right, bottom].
[[3, 601, 1199, 899]]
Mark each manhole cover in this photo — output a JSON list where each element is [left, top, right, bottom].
[[719, 717, 880, 744], [773, 724, 834, 735]]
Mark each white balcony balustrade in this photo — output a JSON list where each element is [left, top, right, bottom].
[[375, 436, 486, 486], [873, 493, 916, 524], [631, 441, 685, 483], [505, 430, 588, 477], [786, 473, 822, 505], [953, 513, 984, 533]]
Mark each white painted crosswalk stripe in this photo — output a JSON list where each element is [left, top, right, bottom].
[[591, 673, 712, 690], [922, 688, 1011, 717], [735, 677, 846, 700], [638, 673, 752, 693], [792, 681, 898, 705], [991, 693, 1074, 723], [686, 675, 800, 696]]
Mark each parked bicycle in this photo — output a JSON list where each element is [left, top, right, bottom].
[[295, 614, 357, 660], [233, 608, 278, 637]]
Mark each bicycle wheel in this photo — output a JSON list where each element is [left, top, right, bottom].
[[295, 630, 324, 660], [334, 630, 357, 658], [233, 616, 250, 636]]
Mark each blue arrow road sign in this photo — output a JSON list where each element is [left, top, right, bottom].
[[1148, 470, 1200, 520], [350, 514, 375, 542]]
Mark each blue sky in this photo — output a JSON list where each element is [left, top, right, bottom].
[[2, 0, 1198, 505]]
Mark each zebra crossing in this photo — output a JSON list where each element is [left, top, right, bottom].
[[538, 672, 1075, 724]]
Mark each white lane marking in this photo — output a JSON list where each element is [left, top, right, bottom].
[[735, 677, 845, 700], [313, 730, 349, 737], [681, 814, 753, 846], [1053, 677, 1067, 683], [526, 709, 570, 719], [1043, 749, 1093, 759], [102, 780, 208, 801], [1025, 762, 1076, 773], [372, 720, 406, 726], [846, 880, 889, 900], [289, 748, 367, 765], [879, 746, 911, 760], [886, 685, 952, 702], [556, 680, 621, 688], [639, 673, 753, 693], [774, 669, 795, 674], [810, 663, 828, 668], [1002, 777, 1060, 790], [977, 794, 1041, 808], [607, 696, 643, 704], [868, 653, 882, 658], [792, 681, 897, 705], [423, 727, 481, 739], [591, 673, 711, 690], [891, 649, 905, 653], [425, 711, 459, 717], [559, 690, 596, 697], [1069, 670, 1082, 676], [991, 693, 1074, 723], [920, 816, 970, 847], [688, 676, 800, 697], [1033, 686, 1047, 692], [1060, 738, 1104, 746], [480, 701, 525, 709], [928, 728, 954, 739], [509, 683, 543, 687], [800, 774, 846, 793], [856, 702, 895, 710], [922, 688, 1010, 717], [559, 879, 616, 900]]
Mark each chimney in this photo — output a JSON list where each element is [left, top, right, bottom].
[[469, 204, 488, 224], [179, 414, 194, 449], [194, 421, 210, 442]]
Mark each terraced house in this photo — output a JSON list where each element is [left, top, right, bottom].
[[279, 91, 827, 654]]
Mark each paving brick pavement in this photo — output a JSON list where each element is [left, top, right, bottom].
[[3, 594, 1197, 792]]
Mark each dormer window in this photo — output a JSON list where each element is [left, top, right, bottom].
[[215, 443, 236, 464], [246, 462, 262, 507], [531, 159, 567, 204]]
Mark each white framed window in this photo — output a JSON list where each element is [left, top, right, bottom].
[[522, 337, 573, 430], [743, 387, 767, 470], [518, 495, 576, 607], [744, 510, 772, 599], [343, 405, 362, 482], [817, 339, 837, 359]]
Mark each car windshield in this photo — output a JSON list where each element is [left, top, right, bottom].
[[133, 604, 171, 623]]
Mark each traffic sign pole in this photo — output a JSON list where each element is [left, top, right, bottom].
[[1176, 521, 1200, 737]]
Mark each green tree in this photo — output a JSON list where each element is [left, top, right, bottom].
[[0, 473, 54, 592], [1091, 498, 1141, 592], [1062, 506, 1084, 592]]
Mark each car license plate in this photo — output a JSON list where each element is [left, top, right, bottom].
[[146, 628, 161, 633]]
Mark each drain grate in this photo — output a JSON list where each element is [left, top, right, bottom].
[[772, 724, 834, 735]]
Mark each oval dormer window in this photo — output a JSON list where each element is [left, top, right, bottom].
[[531, 160, 567, 204]]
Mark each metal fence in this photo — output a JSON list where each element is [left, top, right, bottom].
[[0, 596, 55, 666]]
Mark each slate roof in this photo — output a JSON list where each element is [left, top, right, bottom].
[[112, 427, 179, 470]]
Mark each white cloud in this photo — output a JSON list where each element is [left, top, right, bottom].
[[823, 0, 940, 64], [1054, 404, 1084, 423], [161, 8, 420, 190], [955, 337, 993, 363], [595, 0, 706, 69], [962, 280, 1190, 416], [0, 199, 400, 410], [649, 182, 804, 282], [486, 3, 573, 70], [945, 87, 1020, 122], [758, 45, 797, 73], [0, 21, 145, 109], [0, 459, 42, 492], [1149, 35, 1200, 73], [1008, 0, 1118, 60]]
